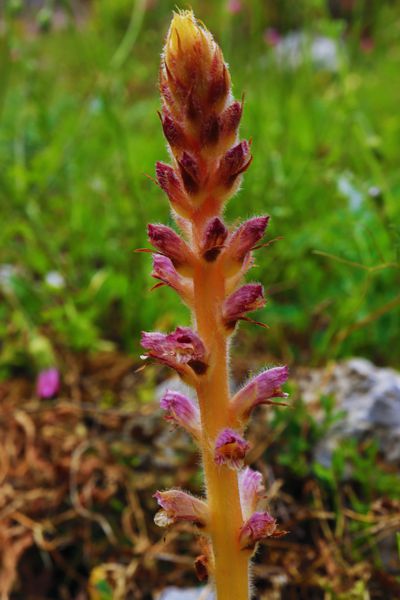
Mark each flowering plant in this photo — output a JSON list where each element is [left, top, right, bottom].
[[141, 11, 288, 599]]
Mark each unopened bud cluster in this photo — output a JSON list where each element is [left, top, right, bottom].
[[140, 10, 288, 593]]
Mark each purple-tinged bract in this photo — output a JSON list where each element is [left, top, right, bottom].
[[238, 511, 277, 550]]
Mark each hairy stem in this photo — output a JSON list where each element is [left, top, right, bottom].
[[193, 247, 250, 599]]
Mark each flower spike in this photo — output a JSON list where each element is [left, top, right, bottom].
[[145, 10, 288, 596], [214, 428, 250, 469]]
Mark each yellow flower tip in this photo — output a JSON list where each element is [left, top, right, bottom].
[[165, 10, 213, 70]]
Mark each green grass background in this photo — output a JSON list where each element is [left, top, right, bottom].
[[1, 0, 400, 376]]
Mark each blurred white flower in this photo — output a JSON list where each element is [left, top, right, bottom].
[[0, 264, 18, 291], [45, 271, 65, 289]]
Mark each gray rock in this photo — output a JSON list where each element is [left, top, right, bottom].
[[297, 358, 400, 466]]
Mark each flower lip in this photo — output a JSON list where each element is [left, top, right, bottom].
[[160, 390, 201, 438], [153, 489, 209, 528], [214, 428, 250, 470]]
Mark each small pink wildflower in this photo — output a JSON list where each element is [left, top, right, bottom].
[[214, 428, 250, 469], [36, 368, 60, 398], [264, 28, 281, 48], [227, 0, 243, 15]]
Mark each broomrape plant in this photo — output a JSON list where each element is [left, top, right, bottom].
[[140, 11, 288, 599]]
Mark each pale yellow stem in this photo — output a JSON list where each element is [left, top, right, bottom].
[[193, 246, 250, 600]]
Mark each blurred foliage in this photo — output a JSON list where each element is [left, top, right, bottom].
[[1, 0, 400, 377], [267, 392, 400, 595]]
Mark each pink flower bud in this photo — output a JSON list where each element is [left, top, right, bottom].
[[217, 140, 252, 188], [222, 283, 265, 328], [214, 428, 250, 469], [152, 254, 181, 288], [36, 368, 60, 398], [178, 152, 200, 195], [238, 467, 265, 520], [148, 224, 193, 269], [141, 327, 208, 376], [207, 59, 230, 107], [160, 390, 201, 438], [201, 114, 220, 146], [231, 366, 289, 421], [239, 511, 277, 550], [151, 254, 193, 302], [156, 162, 191, 216], [224, 216, 270, 265], [160, 108, 186, 148], [219, 101, 242, 139], [154, 489, 209, 528], [201, 217, 228, 262]]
